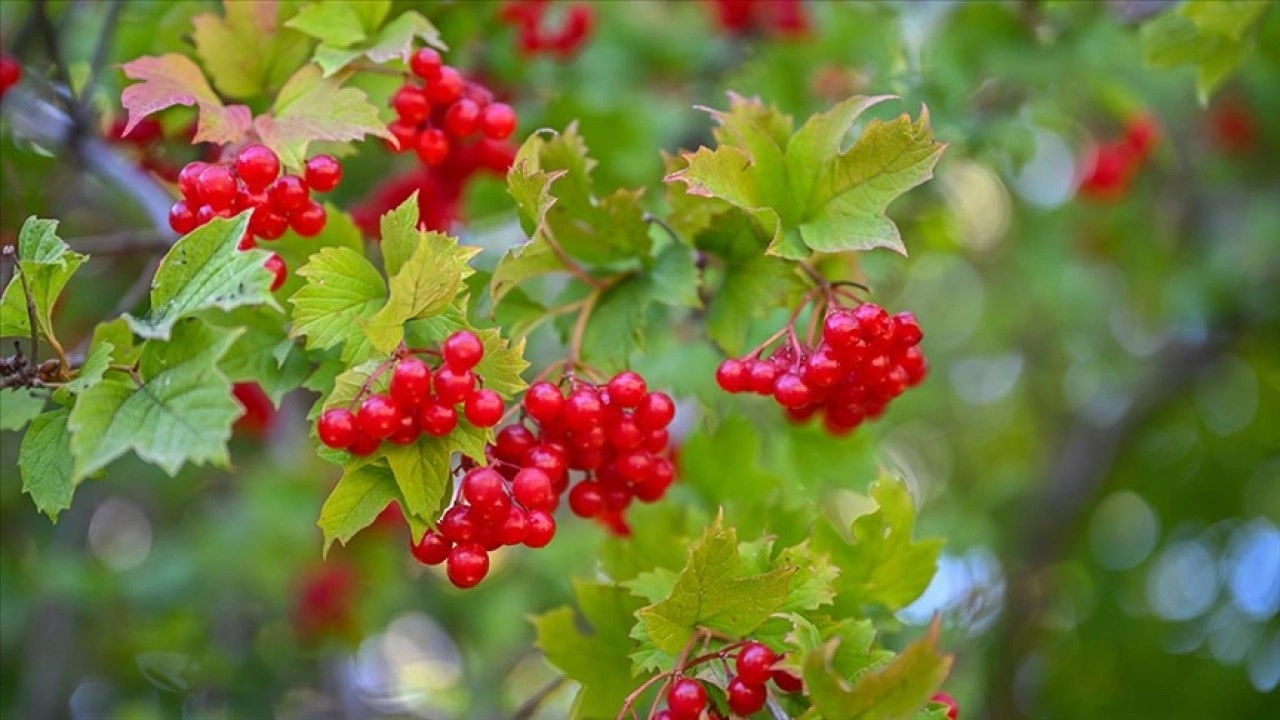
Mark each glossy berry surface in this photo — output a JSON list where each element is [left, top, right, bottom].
[[443, 330, 484, 370], [446, 543, 489, 588], [434, 366, 476, 405], [390, 356, 432, 406], [480, 103, 518, 140], [269, 175, 310, 212], [317, 408, 358, 449], [736, 642, 777, 685], [357, 394, 402, 439], [464, 389, 504, 427], [409, 47, 442, 79], [771, 666, 803, 693], [264, 253, 287, 291], [727, 677, 768, 715], [523, 509, 556, 547], [290, 201, 327, 237], [524, 381, 565, 422], [666, 678, 707, 720], [304, 154, 343, 192], [197, 165, 238, 209], [235, 144, 280, 192], [512, 468, 556, 511], [410, 531, 451, 565], [418, 400, 459, 436]]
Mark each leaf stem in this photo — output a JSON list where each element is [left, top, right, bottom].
[[568, 287, 602, 368], [347, 355, 400, 410], [543, 225, 605, 289], [644, 213, 682, 245]]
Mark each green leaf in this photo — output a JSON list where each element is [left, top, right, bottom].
[[19, 408, 76, 521], [804, 619, 952, 720], [92, 318, 141, 366], [533, 581, 647, 719], [0, 389, 45, 431], [777, 542, 840, 613], [601, 502, 699, 582], [649, 243, 701, 309], [490, 239, 563, 307], [120, 54, 252, 144], [380, 420, 489, 525], [813, 478, 944, 615], [254, 64, 394, 169], [53, 340, 114, 404], [1141, 1, 1272, 102], [706, 253, 802, 354], [666, 145, 786, 257], [124, 214, 278, 341], [403, 319, 530, 399], [289, 247, 387, 353], [210, 308, 308, 405], [68, 320, 241, 481], [0, 217, 87, 343], [192, 1, 312, 101], [284, 2, 368, 47], [318, 462, 405, 554], [267, 203, 365, 299], [310, 10, 445, 76], [679, 416, 778, 507], [634, 516, 794, 656], [378, 193, 424, 276]]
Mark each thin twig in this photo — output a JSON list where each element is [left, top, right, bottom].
[[644, 213, 682, 245], [512, 675, 568, 720], [568, 286, 602, 367], [16, 267, 40, 371], [542, 225, 605, 289], [78, 0, 124, 104]]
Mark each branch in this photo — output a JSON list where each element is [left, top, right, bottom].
[[71, 231, 174, 255], [512, 675, 568, 720]]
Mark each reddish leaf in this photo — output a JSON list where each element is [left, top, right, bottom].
[[253, 65, 392, 169], [120, 54, 251, 145]]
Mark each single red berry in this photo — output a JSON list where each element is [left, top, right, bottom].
[[168, 200, 197, 235], [635, 392, 676, 430], [512, 467, 556, 511], [932, 691, 959, 720], [522, 445, 568, 487], [634, 457, 675, 501], [264, 253, 287, 291], [462, 467, 507, 509], [357, 393, 402, 439], [605, 415, 645, 451], [494, 424, 538, 463], [387, 120, 418, 153], [410, 47, 442, 80], [479, 102, 517, 140], [235, 144, 281, 192], [499, 506, 529, 545], [736, 642, 777, 685], [666, 678, 707, 720], [446, 543, 490, 588], [900, 345, 928, 386], [443, 330, 484, 370], [523, 509, 556, 547], [269, 175, 310, 213], [644, 428, 670, 454], [387, 413, 420, 444], [773, 373, 812, 409], [771, 666, 803, 693], [291, 200, 327, 237], [196, 164, 238, 209], [427, 66, 464, 105], [475, 521, 504, 552], [439, 505, 478, 543], [823, 310, 859, 349], [803, 347, 843, 388], [348, 431, 380, 456], [727, 677, 768, 716], [524, 381, 565, 423], [415, 128, 450, 165], [317, 407, 358, 449], [853, 303, 892, 341], [616, 451, 654, 484], [391, 356, 433, 407], [747, 361, 780, 395], [568, 481, 605, 517], [392, 85, 431, 124], [250, 207, 289, 240], [607, 371, 648, 408], [410, 530, 451, 565], [434, 366, 476, 405], [443, 99, 481, 137], [178, 161, 208, 200], [716, 358, 749, 393], [564, 388, 604, 431], [418, 400, 459, 436], [893, 311, 923, 346], [464, 389, 504, 427], [304, 154, 343, 192]]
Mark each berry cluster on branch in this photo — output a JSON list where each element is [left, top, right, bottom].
[[499, 0, 595, 58], [623, 639, 804, 720], [1079, 113, 1159, 201], [387, 47, 517, 167]]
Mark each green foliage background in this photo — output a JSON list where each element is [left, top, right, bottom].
[[1, 1, 1278, 719]]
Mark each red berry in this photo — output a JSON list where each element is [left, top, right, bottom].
[[251, 208, 289, 240], [606, 415, 645, 451], [524, 381, 565, 423], [893, 311, 923, 346], [736, 642, 777, 685], [178, 162, 208, 200], [417, 400, 459, 436], [391, 356, 433, 407], [512, 467, 556, 511], [900, 346, 928, 386], [357, 393, 402, 439], [644, 428, 670, 454], [317, 408, 358, 449], [387, 120, 418, 153], [499, 506, 529, 545], [387, 413, 420, 444], [269, 175, 310, 213], [522, 445, 568, 487], [523, 509, 556, 547], [169, 200, 197, 234], [568, 481, 605, 517], [290, 200, 327, 237], [462, 467, 507, 509], [716, 358, 749, 393], [773, 373, 812, 409], [443, 330, 484, 370], [464, 389, 504, 427], [564, 388, 604, 431], [932, 691, 959, 720], [479, 102, 517, 140], [392, 85, 431, 124], [439, 505, 478, 543], [634, 457, 675, 502], [607, 371, 648, 408], [443, 99, 481, 137], [823, 310, 859, 350], [666, 678, 707, 720], [427, 66, 464, 105], [446, 543, 489, 588], [415, 128, 450, 165], [434, 366, 476, 405], [0, 56, 23, 98], [235, 144, 280, 192], [803, 347, 843, 389], [410, 530, 451, 565], [616, 451, 654, 484], [727, 677, 768, 716], [747, 361, 780, 395], [264, 253, 287, 291], [304, 154, 342, 192], [348, 431, 380, 456], [494, 424, 537, 463], [635, 392, 676, 430], [410, 48, 442, 80], [853, 303, 892, 340], [196, 164, 238, 209], [771, 667, 803, 693]]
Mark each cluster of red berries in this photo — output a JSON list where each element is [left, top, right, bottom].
[[709, 0, 809, 38], [387, 47, 517, 167], [168, 144, 343, 291], [499, 1, 595, 58], [1079, 113, 1159, 201], [292, 563, 357, 644], [716, 302, 927, 435], [0, 53, 21, 101], [316, 330, 504, 457], [657, 643, 802, 719], [409, 369, 677, 589]]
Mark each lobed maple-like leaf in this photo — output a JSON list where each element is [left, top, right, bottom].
[[253, 64, 393, 169], [192, 0, 312, 102], [120, 54, 252, 144]]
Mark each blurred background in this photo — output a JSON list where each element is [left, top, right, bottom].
[[1, 1, 1278, 719]]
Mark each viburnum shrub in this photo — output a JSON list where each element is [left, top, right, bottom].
[[1, 5, 968, 717], [500, 0, 596, 57]]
